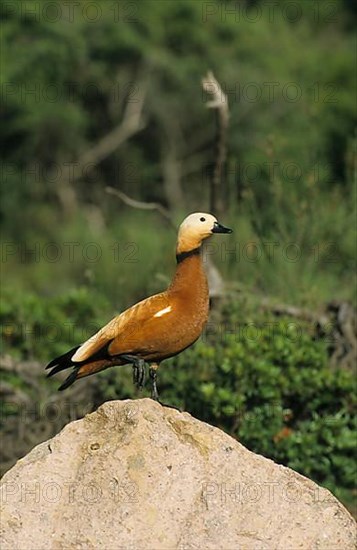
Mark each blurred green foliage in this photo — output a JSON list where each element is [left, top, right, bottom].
[[1, 287, 109, 361], [1, 0, 356, 305]]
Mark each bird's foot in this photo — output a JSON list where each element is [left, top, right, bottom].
[[149, 366, 159, 399], [120, 355, 146, 390], [149, 366, 181, 411], [133, 359, 146, 390]]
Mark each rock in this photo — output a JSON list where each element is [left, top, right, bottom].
[[0, 399, 355, 549]]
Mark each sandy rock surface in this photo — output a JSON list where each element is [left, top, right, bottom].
[[1, 398, 356, 549]]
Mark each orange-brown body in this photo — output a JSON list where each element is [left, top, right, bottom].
[[46, 212, 232, 394]]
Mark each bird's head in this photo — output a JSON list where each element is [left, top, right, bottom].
[[176, 212, 232, 254]]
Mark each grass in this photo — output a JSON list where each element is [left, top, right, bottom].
[[2, 182, 355, 309]]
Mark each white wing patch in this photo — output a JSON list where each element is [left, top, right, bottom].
[[153, 305, 172, 318]]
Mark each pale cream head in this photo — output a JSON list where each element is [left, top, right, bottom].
[[176, 212, 218, 254]]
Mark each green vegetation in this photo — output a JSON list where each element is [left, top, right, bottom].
[[1, 287, 110, 361], [2, 0, 356, 305], [1, 0, 355, 516]]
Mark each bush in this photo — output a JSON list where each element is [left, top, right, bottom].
[[0, 287, 110, 361]]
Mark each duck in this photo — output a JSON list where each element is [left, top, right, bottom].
[[46, 212, 232, 402]]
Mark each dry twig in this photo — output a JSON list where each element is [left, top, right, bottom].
[[202, 70, 229, 218], [52, 76, 148, 218], [73, 80, 147, 182], [105, 186, 176, 230], [201, 71, 231, 297]]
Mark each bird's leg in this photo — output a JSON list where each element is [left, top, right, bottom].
[[132, 360, 145, 389], [149, 365, 159, 401], [120, 355, 146, 390], [133, 359, 145, 389], [149, 364, 181, 411]]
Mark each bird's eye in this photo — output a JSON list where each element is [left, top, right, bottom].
[[200, 217, 206, 222]]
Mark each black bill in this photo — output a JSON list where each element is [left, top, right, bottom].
[[212, 221, 233, 234]]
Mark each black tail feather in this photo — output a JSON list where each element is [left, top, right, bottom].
[[45, 345, 80, 371], [46, 341, 113, 391], [58, 367, 80, 391], [46, 345, 81, 386], [46, 362, 72, 378], [46, 346, 81, 391]]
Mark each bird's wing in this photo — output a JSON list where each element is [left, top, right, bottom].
[[107, 293, 177, 358], [71, 292, 170, 362]]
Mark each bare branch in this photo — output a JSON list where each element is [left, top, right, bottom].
[[260, 299, 330, 326], [201, 71, 231, 297], [202, 71, 229, 118], [105, 186, 176, 230], [52, 77, 148, 219], [202, 71, 229, 218], [72, 80, 147, 182]]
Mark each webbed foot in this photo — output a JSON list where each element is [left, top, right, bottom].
[[120, 355, 146, 390]]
